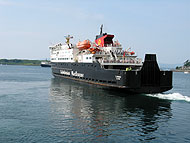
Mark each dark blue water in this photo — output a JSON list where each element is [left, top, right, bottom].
[[0, 65, 190, 143]]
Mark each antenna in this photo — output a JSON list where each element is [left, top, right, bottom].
[[100, 24, 103, 35]]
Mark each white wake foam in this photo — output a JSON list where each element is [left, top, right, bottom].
[[147, 93, 190, 102]]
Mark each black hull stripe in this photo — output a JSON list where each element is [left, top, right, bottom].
[[53, 73, 127, 89]]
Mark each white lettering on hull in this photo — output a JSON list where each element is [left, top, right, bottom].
[[60, 70, 70, 75], [71, 71, 84, 78], [60, 70, 84, 78]]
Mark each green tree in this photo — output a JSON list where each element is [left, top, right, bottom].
[[184, 60, 190, 67]]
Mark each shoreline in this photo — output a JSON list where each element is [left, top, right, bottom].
[[172, 69, 190, 73], [0, 64, 40, 66]]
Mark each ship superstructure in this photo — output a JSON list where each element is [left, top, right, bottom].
[[49, 25, 172, 94]]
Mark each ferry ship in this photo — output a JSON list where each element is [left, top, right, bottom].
[[49, 25, 172, 94]]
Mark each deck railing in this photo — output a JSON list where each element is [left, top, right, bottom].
[[101, 58, 142, 64]]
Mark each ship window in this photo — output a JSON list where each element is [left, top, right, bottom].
[[86, 57, 88, 59], [89, 57, 91, 59]]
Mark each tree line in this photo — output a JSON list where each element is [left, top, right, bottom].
[[0, 59, 44, 66]]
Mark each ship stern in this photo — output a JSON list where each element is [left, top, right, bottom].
[[125, 54, 173, 94]]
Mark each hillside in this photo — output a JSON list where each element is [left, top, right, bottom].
[[176, 60, 190, 71], [0, 59, 44, 66]]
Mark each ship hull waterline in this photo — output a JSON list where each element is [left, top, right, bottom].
[[52, 72, 172, 94]]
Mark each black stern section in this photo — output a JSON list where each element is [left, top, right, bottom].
[[128, 54, 173, 94], [141, 54, 160, 86]]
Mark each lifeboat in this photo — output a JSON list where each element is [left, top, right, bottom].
[[130, 51, 135, 55], [76, 40, 91, 50], [126, 51, 135, 55], [88, 47, 101, 54], [123, 51, 135, 56]]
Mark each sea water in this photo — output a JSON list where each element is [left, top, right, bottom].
[[0, 65, 190, 143]]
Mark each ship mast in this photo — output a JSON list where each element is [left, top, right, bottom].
[[64, 35, 73, 45], [100, 24, 103, 35]]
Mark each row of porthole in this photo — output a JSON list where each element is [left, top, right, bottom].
[[74, 76, 116, 84], [58, 58, 73, 60]]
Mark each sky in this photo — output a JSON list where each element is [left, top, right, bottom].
[[0, 0, 189, 64]]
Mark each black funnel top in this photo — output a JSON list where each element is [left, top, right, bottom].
[[144, 54, 157, 61], [141, 54, 160, 86]]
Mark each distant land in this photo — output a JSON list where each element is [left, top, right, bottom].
[[174, 60, 190, 72], [159, 63, 182, 70], [0, 59, 47, 66]]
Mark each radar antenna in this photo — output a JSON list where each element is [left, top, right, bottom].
[[64, 35, 73, 45]]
